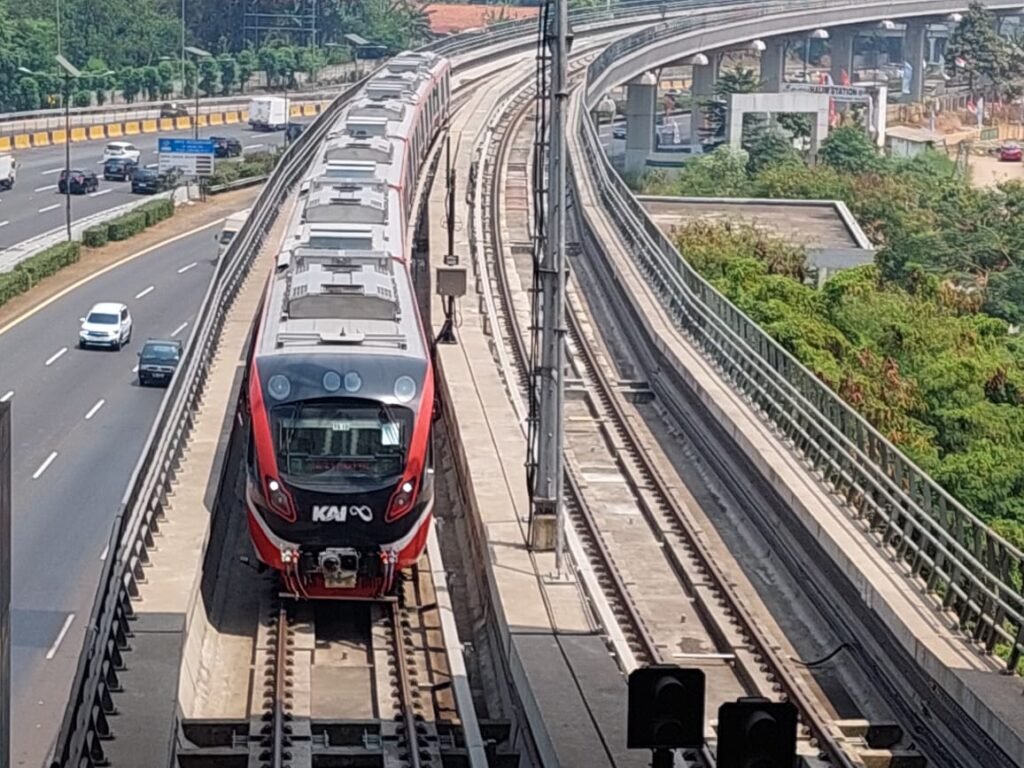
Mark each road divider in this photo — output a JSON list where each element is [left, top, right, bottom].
[[0, 100, 330, 152]]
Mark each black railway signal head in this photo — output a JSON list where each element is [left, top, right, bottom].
[[627, 665, 705, 750], [716, 697, 798, 768]]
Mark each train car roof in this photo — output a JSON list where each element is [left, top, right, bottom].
[[258, 240, 424, 360]]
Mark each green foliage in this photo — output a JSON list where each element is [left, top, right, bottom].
[[207, 150, 281, 187], [83, 225, 109, 248], [0, 242, 81, 308], [107, 211, 148, 241], [138, 198, 174, 226], [945, 0, 1021, 96], [820, 125, 882, 174]]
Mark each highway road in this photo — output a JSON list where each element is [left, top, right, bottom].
[[0, 221, 232, 766], [0, 123, 292, 250]]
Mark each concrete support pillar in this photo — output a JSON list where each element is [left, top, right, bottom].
[[689, 60, 717, 147], [906, 21, 927, 103], [624, 72, 657, 175], [830, 28, 856, 85], [760, 40, 786, 92]]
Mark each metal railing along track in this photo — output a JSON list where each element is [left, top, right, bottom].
[[573, 0, 1024, 674]]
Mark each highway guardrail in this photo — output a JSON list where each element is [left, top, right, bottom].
[[575, 0, 1024, 673]]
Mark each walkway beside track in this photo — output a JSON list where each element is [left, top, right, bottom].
[[567, 90, 1024, 767], [429, 61, 645, 768], [94, 197, 290, 765]]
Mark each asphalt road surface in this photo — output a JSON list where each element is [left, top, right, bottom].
[[1, 222, 229, 767], [0, 123, 290, 249]]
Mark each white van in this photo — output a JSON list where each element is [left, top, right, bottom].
[[0, 155, 16, 190], [216, 208, 251, 258]]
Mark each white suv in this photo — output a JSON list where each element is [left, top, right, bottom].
[[102, 141, 141, 164], [79, 302, 133, 350]]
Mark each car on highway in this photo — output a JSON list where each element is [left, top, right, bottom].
[[103, 141, 141, 164], [160, 102, 189, 118], [131, 167, 178, 194], [0, 154, 16, 189], [79, 302, 133, 350], [999, 143, 1022, 162], [137, 338, 182, 387], [58, 169, 99, 194], [210, 136, 243, 158], [612, 123, 626, 139], [103, 157, 138, 181], [285, 122, 306, 142]]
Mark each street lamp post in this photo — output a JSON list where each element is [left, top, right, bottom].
[[184, 46, 212, 140], [19, 55, 80, 243]]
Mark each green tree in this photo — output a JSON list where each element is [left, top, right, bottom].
[[945, 0, 1018, 96], [819, 124, 881, 174], [141, 65, 161, 101], [236, 49, 257, 93], [217, 53, 239, 95], [17, 76, 41, 111], [198, 57, 220, 97], [700, 67, 761, 146], [119, 67, 143, 103], [156, 60, 176, 98]]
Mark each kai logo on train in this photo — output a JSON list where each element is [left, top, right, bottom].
[[311, 505, 373, 523]]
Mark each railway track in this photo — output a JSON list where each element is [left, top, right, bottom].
[[246, 565, 455, 768], [472, 53, 930, 768]]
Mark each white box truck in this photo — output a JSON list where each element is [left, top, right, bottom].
[[0, 155, 16, 190], [248, 96, 289, 132], [215, 208, 251, 260]]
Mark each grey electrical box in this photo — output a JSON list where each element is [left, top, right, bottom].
[[436, 265, 468, 299]]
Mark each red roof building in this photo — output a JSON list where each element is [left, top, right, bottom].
[[426, 3, 539, 35]]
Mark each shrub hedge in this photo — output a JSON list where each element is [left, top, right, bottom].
[[107, 211, 148, 242], [138, 198, 174, 227], [83, 225, 109, 248], [0, 241, 81, 308]]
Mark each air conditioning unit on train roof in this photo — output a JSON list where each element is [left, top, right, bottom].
[[345, 116, 388, 138], [323, 134, 393, 164]]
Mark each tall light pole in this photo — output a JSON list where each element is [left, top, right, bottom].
[[20, 56, 80, 243], [181, 0, 187, 96], [185, 46, 212, 140]]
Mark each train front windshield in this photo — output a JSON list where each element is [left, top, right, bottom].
[[271, 400, 411, 487]]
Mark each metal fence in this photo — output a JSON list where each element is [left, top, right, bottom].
[[575, 0, 1024, 672]]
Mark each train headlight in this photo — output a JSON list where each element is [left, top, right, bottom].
[[386, 480, 416, 522], [267, 374, 291, 401], [322, 371, 341, 393], [344, 371, 362, 393], [394, 375, 416, 403], [264, 477, 295, 521]]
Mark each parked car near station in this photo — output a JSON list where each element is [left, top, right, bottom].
[[999, 143, 1022, 162], [58, 169, 99, 194]]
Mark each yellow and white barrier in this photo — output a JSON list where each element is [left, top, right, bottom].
[[1, 100, 328, 150]]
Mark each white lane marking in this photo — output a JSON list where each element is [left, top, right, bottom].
[[41, 167, 63, 175], [177, 261, 197, 274], [132, 364, 139, 373], [35, 184, 57, 193], [244, 143, 264, 150], [145, 163, 158, 169], [45, 613, 75, 660], [171, 321, 189, 337], [85, 398, 105, 420], [44, 346, 68, 366], [38, 203, 61, 213], [88, 188, 112, 198], [0, 390, 12, 402], [0, 217, 227, 339], [0, 221, 8, 229], [99, 543, 109, 561], [32, 451, 58, 480], [135, 285, 155, 299]]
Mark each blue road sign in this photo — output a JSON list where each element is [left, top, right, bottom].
[[158, 138, 215, 155]]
